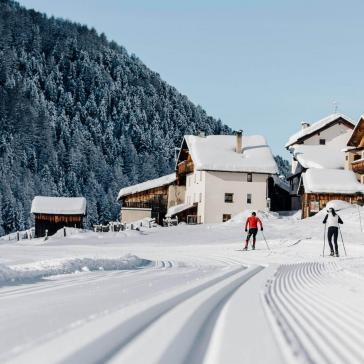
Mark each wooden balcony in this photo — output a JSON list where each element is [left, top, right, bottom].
[[177, 160, 194, 176], [352, 159, 364, 174]]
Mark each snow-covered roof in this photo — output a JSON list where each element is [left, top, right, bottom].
[[31, 196, 87, 215], [302, 169, 364, 194], [285, 113, 354, 148], [347, 115, 364, 147], [117, 173, 176, 200], [272, 175, 291, 192], [166, 203, 195, 217], [183, 135, 278, 174], [291, 131, 351, 169]]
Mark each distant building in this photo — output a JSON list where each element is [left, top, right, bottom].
[[117, 174, 184, 225], [286, 113, 355, 211], [31, 196, 87, 238], [299, 169, 364, 218], [117, 132, 288, 225], [345, 115, 364, 183]]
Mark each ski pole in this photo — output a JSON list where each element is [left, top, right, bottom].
[[323, 223, 326, 257], [338, 225, 347, 257], [261, 230, 271, 251]]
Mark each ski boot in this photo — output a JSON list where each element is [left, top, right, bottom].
[[252, 245, 255, 250], [329, 251, 334, 257], [335, 252, 339, 257], [243, 247, 248, 251]]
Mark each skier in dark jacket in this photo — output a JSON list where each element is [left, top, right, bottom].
[[323, 207, 343, 257], [243, 212, 263, 251]]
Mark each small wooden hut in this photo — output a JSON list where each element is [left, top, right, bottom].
[[31, 196, 87, 238]]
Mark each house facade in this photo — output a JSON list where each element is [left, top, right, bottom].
[[169, 132, 281, 224], [31, 196, 87, 238]]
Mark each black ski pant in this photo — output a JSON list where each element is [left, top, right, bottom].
[[327, 226, 338, 254], [245, 228, 258, 247]]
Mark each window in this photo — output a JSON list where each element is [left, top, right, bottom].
[[225, 193, 234, 203], [199, 193, 202, 203], [194, 174, 197, 183], [188, 176, 191, 187], [222, 214, 231, 222], [193, 193, 196, 203], [247, 193, 252, 204], [319, 139, 326, 145], [354, 154, 361, 161], [200, 171, 203, 182], [247, 173, 252, 182]]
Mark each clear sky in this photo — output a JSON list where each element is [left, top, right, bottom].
[[18, 0, 364, 156]]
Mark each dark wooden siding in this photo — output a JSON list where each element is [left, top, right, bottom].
[[34, 214, 84, 238], [302, 193, 364, 218]]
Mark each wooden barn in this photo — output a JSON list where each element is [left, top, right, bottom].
[[299, 169, 364, 218], [31, 196, 87, 238], [117, 174, 185, 225]]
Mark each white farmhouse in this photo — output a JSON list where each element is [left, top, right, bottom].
[[169, 131, 282, 224]]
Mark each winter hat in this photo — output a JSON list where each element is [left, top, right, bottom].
[[252, 212, 256, 216]]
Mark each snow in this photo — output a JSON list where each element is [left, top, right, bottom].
[[3, 203, 364, 363], [184, 134, 278, 174], [285, 113, 354, 147], [166, 203, 195, 217], [0, 255, 151, 285], [302, 168, 364, 194], [31, 196, 86, 215], [290, 130, 351, 169], [117, 173, 176, 199], [272, 175, 290, 192]]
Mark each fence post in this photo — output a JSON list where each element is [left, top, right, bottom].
[[17, 231, 19, 241], [64, 227, 66, 237], [131, 224, 134, 230], [45, 229, 48, 241]]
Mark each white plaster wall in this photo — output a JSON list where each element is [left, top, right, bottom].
[[202, 171, 269, 224], [167, 185, 185, 208], [121, 208, 151, 223], [297, 123, 350, 146], [184, 171, 205, 222]]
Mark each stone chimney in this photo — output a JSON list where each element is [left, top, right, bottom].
[[236, 130, 243, 153], [301, 121, 310, 130]]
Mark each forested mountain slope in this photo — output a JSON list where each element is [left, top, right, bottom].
[[0, 0, 231, 234]]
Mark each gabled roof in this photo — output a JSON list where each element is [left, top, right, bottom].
[[347, 115, 364, 147], [285, 113, 355, 148], [117, 173, 176, 200], [181, 134, 278, 174], [302, 169, 364, 194], [31, 196, 87, 215], [291, 131, 351, 170]]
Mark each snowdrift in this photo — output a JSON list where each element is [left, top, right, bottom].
[[0, 255, 152, 286]]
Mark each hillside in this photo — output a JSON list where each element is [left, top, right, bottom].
[[0, 0, 231, 234]]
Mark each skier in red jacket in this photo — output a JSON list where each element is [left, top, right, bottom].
[[243, 212, 263, 251]]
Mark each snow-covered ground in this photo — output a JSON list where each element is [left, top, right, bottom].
[[1, 203, 364, 363]]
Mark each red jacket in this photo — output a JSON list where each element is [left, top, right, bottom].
[[245, 216, 263, 230]]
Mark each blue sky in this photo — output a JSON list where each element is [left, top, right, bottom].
[[19, 0, 364, 156]]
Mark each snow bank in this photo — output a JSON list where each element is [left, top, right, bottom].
[[0, 255, 152, 285], [226, 210, 280, 224]]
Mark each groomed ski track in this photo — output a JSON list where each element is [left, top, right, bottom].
[[5, 259, 284, 364]]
